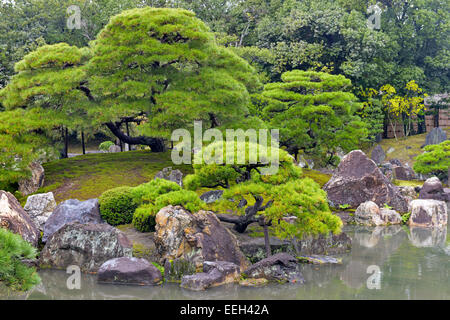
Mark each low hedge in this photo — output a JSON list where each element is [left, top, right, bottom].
[[99, 186, 138, 226]]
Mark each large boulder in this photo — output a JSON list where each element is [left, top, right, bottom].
[[18, 161, 45, 196], [39, 222, 132, 272], [154, 205, 249, 272], [323, 150, 408, 212], [419, 177, 450, 202], [370, 145, 385, 165], [354, 201, 402, 226], [0, 191, 39, 246], [154, 167, 184, 187], [243, 253, 304, 284], [424, 127, 447, 146], [42, 198, 103, 243], [97, 257, 162, 285], [392, 164, 416, 181], [23, 192, 57, 232], [408, 199, 447, 228], [180, 261, 240, 291]]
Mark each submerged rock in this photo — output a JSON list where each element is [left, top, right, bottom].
[[42, 198, 103, 243], [323, 150, 408, 212], [180, 261, 240, 291], [23, 192, 57, 232], [97, 257, 162, 285], [155, 205, 249, 272], [239, 278, 268, 287], [243, 253, 304, 284], [297, 255, 342, 265], [0, 190, 39, 246], [39, 222, 132, 272]]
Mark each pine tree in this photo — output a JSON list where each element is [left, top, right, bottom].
[[184, 141, 342, 257], [255, 70, 367, 166], [0, 8, 261, 185]]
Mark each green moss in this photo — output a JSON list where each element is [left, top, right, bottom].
[[393, 179, 423, 187], [301, 169, 331, 187], [132, 242, 154, 261]]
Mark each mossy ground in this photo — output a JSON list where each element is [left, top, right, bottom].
[[364, 128, 450, 166], [33, 150, 193, 203]]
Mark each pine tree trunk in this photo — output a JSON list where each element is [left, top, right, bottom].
[[81, 131, 86, 155], [64, 127, 69, 158]]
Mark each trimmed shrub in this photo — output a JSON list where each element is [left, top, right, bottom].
[[131, 178, 181, 205], [132, 190, 205, 232], [413, 140, 450, 181], [99, 186, 138, 226], [99, 141, 115, 151], [0, 229, 40, 291], [132, 204, 157, 232]]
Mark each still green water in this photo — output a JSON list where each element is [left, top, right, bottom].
[[5, 225, 450, 300]]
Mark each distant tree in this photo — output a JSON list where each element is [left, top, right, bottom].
[[184, 141, 342, 257], [256, 70, 367, 166]]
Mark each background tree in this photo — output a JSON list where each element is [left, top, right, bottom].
[[184, 141, 342, 257], [256, 70, 367, 166]]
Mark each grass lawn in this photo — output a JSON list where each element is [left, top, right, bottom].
[[34, 150, 193, 203], [364, 128, 450, 166]]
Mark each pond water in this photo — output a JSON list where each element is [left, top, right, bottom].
[[4, 225, 450, 300]]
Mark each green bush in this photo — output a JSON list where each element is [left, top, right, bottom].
[[99, 186, 138, 226], [413, 140, 450, 181], [0, 229, 40, 291], [132, 189, 205, 232], [132, 178, 181, 205], [132, 204, 158, 232], [99, 141, 115, 151]]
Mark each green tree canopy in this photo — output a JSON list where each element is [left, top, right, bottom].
[[255, 70, 367, 165], [184, 141, 342, 257]]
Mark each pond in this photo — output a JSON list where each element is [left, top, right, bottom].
[[3, 225, 449, 300]]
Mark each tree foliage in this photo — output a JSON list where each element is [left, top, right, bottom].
[[256, 70, 367, 165], [413, 140, 450, 182], [184, 141, 342, 256]]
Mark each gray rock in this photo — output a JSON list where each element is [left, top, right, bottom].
[[39, 222, 132, 272], [323, 150, 409, 212], [42, 198, 103, 243], [0, 191, 39, 246], [424, 127, 447, 146], [18, 161, 45, 196], [180, 261, 240, 291], [354, 201, 402, 226], [199, 190, 223, 204], [23, 192, 57, 232], [154, 167, 184, 187], [419, 177, 450, 202], [370, 145, 385, 165], [408, 199, 447, 228], [386, 147, 395, 154], [108, 144, 121, 153], [155, 206, 249, 272], [243, 253, 304, 283], [97, 257, 162, 285]]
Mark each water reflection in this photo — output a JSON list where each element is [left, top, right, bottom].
[[408, 226, 447, 248], [3, 225, 449, 300]]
